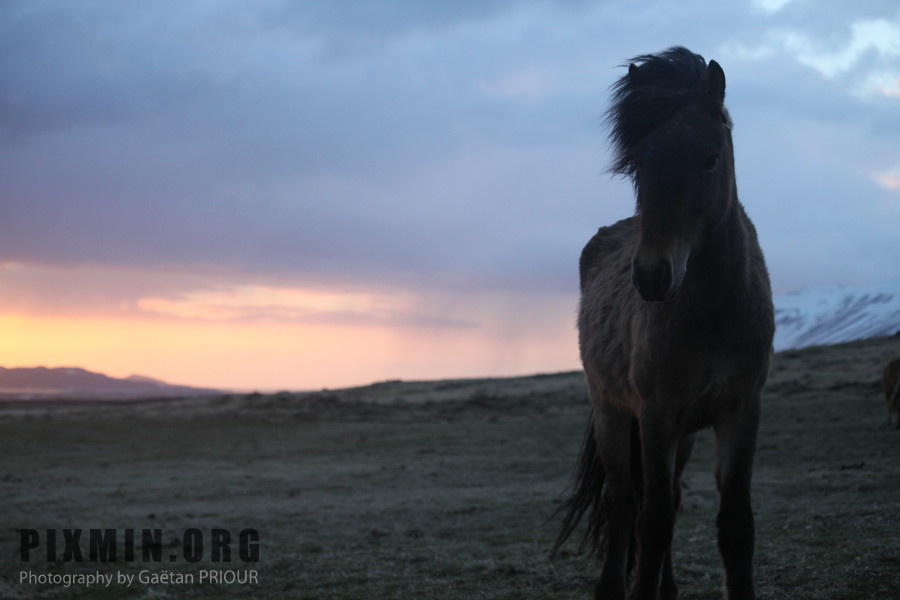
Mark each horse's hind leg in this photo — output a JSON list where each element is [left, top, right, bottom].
[[714, 400, 760, 600], [592, 399, 637, 600], [660, 434, 696, 600]]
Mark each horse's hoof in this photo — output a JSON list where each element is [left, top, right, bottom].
[[592, 579, 625, 600]]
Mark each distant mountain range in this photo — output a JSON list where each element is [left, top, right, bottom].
[[773, 279, 900, 351], [0, 367, 221, 400]]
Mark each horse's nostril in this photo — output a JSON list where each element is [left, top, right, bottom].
[[633, 257, 680, 302], [659, 260, 673, 294]]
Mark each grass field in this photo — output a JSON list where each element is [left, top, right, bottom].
[[1, 335, 899, 599]]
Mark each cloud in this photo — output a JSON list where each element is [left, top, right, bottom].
[[137, 286, 386, 322], [135, 284, 481, 329], [752, 0, 794, 13], [723, 9, 900, 98], [875, 167, 900, 192], [1, 1, 898, 314], [778, 17, 900, 89], [868, 74, 900, 98]]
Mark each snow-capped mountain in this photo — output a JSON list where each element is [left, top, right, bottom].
[[773, 279, 900, 351]]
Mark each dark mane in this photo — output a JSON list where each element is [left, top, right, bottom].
[[605, 46, 731, 179]]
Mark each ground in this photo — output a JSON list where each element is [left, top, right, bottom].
[[0, 335, 898, 599]]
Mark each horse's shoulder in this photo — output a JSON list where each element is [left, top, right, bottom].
[[579, 217, 635, 290]]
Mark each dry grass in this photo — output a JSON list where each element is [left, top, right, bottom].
[[1, 335, 899, 599]]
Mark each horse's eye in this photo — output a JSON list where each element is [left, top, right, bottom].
[[703, 154, 720, 171]]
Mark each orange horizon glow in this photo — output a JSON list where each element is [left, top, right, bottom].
[[0, 271, 580, 391], [0, 312, 580, 391]]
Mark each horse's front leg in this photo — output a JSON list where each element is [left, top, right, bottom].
[[631, 414, 677, 600], [593, 401, 637, 600], [659, 433, 695, 600], [714, 398, 760, 600]]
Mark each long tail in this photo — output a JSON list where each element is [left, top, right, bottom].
[[551, 413, 607, 556]]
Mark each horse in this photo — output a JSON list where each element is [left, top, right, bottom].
[[553, 47, 775, 600], [883, 358, 900, 429]]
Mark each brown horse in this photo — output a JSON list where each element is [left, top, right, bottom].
[[883, 358, 900, 429], [553, 48, 775, 600]]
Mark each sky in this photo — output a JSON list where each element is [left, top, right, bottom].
[[1, 0, 898, 391]]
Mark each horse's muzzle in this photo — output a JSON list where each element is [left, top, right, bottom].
[[632, 252, 688, 302]]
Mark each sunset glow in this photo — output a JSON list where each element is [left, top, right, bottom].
[[0, 265, 579, 390], [0, 311, 579, 391]]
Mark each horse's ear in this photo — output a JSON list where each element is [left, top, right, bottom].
[[628, 63, 639, 82], [705, 60, 726, 104]]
